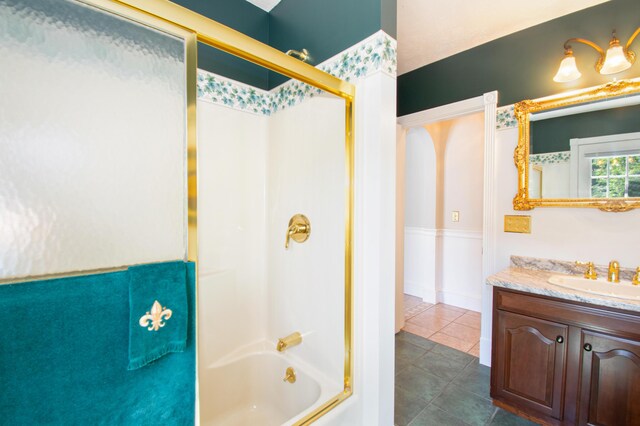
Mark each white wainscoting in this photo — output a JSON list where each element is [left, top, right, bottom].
[[439, 229, 483, 312], [404, 227, 482, 311], [403, 227, 438, 303]]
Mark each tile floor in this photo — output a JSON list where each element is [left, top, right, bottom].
[[403, 294, 481, 356], [395, 331, 538, 426]]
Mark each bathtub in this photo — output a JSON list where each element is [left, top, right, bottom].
[[199, 349, 335, 425]]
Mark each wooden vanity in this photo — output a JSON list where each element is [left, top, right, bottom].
[[490, 286, 640, 425]]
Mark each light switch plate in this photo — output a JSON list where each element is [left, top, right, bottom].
[[504, 215, 531, 233]]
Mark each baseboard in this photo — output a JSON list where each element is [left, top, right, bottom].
[[422, 288, 437, 304], [404, 280, 437, 304], [437, 289, 482, 312], [403, 279, 423, 299], [479, 336, 491, 367]]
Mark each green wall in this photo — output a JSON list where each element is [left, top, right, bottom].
[[173, 0, 397, 90], [172, 0, 270, 89], [397, 0, 640, 116], [173, 0, 269, 89], [268, 0, 397, 87], [531, 104, 640, 154]]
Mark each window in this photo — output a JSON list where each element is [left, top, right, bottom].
[[591, 155, 640, 198], [570, 132, 640, 198]]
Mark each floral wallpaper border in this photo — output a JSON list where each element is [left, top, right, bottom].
[[197, 72, 273, 115], [196, 38, 551, 131], [530, 151, 571, 165], [317, 30, 397, 82], [497, 106, 571, 165], [496, 105, 517, 130], [197, 30, 397, 116]]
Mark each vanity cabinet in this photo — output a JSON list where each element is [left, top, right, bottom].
[[578, 330, 640, 425], [493, 310, 568, 420], [491, 287, 640, 426]]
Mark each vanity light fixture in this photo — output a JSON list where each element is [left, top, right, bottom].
[[553, 27, 640, 83]]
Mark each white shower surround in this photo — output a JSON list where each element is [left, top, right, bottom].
[[197, 31, 398, 425], [197, 77, 346, 424]]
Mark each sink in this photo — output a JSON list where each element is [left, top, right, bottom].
[[548, 275, 640, 301]]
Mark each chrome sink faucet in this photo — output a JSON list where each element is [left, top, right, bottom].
[[608, 260, 620, 283]]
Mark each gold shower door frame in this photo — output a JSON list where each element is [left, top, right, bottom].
[[86, 0, 356, 424]]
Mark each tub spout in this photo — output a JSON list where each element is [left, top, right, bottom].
[[277, 331, 302, 352]]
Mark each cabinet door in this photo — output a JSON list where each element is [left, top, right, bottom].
[[578, 330, 640, 425], [493, 310, 568, 419]]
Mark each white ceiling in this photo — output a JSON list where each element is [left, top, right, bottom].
[[246, 0, 280, 12], [397, 0, 609, 75], [245, 0, 610, 75]]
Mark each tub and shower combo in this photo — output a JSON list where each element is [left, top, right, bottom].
[[1, 0, 355, 424], [197, 82, 353, 424], [191, 5, 355, 424]]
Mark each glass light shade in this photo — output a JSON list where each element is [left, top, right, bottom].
[[600, 45, 632, 74], [553, 55, 582, 82]]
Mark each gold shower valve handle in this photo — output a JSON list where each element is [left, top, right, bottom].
[[285, 214, 311, 249]]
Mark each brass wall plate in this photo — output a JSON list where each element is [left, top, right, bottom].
[[504, 215, 531, 234]]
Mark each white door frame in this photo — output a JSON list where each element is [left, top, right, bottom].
[[396, 92, 498, 366]]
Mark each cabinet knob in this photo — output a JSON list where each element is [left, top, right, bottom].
[[556, 336, 564, 344], [584, 343, 592, 352]]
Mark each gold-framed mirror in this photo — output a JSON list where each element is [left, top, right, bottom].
[[513, 77, 640, 212]]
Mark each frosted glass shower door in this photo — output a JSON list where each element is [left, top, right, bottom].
[[0, 0, 194, 279]]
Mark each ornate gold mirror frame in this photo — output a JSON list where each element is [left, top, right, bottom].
[[513, 77, 640, 212]]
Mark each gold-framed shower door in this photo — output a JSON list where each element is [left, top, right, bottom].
[[84, 0, 356, 424]]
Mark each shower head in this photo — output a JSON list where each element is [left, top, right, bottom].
[[285, 48, 311, 63]]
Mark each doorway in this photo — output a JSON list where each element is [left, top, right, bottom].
[[402, 112, 485, 355], [396, 92, 498, 365]]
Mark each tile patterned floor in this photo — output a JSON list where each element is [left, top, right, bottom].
[[395, 331, 539, 426], [402, 294, 481, 356]]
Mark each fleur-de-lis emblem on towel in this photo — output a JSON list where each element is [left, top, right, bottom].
[[139, 300, 173, 331]]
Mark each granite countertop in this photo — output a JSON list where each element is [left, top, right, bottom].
[[487, 256, 640, 313]]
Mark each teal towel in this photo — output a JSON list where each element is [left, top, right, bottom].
[[0, 262, 195, 424], [128, 261, 188, 370]]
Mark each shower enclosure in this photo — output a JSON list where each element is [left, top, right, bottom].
[[192, 8, 355, 422], [0, 0, 355, 424], [197, 71, 351, 424]]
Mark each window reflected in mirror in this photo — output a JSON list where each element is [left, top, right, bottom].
[[590, 154, 640, 198]]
